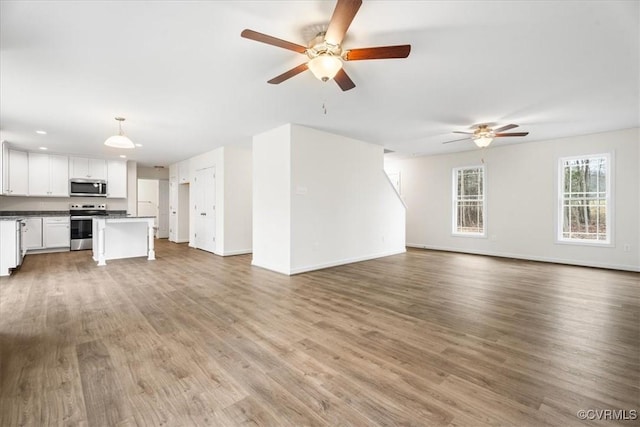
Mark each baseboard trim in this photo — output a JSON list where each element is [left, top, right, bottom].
[[251, 248, 407, 276], [220, 248, 252, 256], [406, 243, 640, 272], [288, 248, 407, 275], [250, 260, 290, 275]]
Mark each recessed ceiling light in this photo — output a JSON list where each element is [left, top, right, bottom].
[[135, 143, 143, 147], [39, 146, 48, 150], [36, 130, 47, 135], [119, 155, 127, 158]]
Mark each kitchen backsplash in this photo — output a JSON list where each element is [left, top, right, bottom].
[[0, 196, 128, 211]]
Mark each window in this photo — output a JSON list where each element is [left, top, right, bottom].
[[558, 153, 611, 244], [453, 166, 485, 236]]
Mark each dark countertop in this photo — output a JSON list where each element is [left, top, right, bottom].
[[97, 215, 156, 219], [0, 210, 70, 217]]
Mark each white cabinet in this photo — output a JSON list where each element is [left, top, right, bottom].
[[21, 217, 43, 250], [0, 220, 22, 276], [70, 157, 107, 180], [6, 149, 29, 195], [43, 217, 70, 248], [28, 153, 69, 197], [49, 155, 69, 196], [1, 142, 7, 194], [20, 216, 70, 252], [106, 160, 127, 198]]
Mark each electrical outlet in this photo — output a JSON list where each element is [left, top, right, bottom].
[[623, 244, 631, 252]]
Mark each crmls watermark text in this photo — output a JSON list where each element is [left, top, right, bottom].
[[576, 409, 638, 421]]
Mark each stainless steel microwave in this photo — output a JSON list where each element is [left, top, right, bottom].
[[69, 179, 107, 197]]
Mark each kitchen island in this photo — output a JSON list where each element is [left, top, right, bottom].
[[92, 216, 156, 266]]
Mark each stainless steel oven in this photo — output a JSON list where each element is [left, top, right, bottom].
[[70, 203, 107, 250]]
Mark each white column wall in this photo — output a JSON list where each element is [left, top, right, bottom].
[[252, 123, 406, 275], [289, 125, 406, 274], [222, 145, 253, 255], [252, 125, 291, 273]]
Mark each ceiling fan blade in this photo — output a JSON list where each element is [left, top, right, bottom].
[[442, 137, 472, 144], [495, 132, 529, 137], [241, 29, 307, 54], [325, 0, 363, 45], [493, 124, 518, 133], [344, 45, 411, 61], [452, 131, 473, 135], [267, 63, 309, 84], [334, 68, 356, 91]]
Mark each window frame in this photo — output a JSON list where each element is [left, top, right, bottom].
[[556, 152, 613, 246], [452, 165, 487, 238]]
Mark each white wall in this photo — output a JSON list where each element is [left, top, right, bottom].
[[0, 195, 127, 211], [387, 128, 639, 271], [252, 124, 406, 275], [252, 125, 291, 274], [222, 146, 252, 255], [137, 166, 169, 180], [126, 160, 137, 215]]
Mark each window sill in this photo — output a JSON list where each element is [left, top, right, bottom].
[[452, 232, 487, 239], [555, 239, 613, 248]]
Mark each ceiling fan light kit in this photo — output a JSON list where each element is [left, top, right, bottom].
[[308, 55, 343, 81], [240, 0, 411, 91], [473, 136, 494, 148], [104, 117, 135, 149]]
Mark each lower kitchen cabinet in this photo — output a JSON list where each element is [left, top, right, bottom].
[[21, 217, 43, 250], [21, 216, 70, 253], [43, 217, 70, 248], [0, 220, 22, 276]]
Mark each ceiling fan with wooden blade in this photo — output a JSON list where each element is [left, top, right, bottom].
[[443, 124, 529, 147], [240, 0, 411, 91]]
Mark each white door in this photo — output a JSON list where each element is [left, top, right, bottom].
[[194, 167, 215, 253], [169, 179, 177, 242], [157, 180, 169, 238]]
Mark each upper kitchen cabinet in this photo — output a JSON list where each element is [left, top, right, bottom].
[[4, 149, 29, 196], [28, 153, 69, 197], [69, 156, 107, 180], [106, 160, 127, 198]]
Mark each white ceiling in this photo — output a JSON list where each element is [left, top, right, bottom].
[[1, 1, 638, 166]]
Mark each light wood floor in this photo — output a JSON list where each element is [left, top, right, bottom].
[[0, 240, 638, 426]]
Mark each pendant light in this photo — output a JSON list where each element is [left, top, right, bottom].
[[104, 117, 135, 149]]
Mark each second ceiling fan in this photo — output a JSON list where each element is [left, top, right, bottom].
[[241, 0, 411, 91], [443, 124, 529, 148]]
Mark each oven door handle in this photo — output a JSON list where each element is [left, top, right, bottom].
[[70, 216, 94, 220]]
